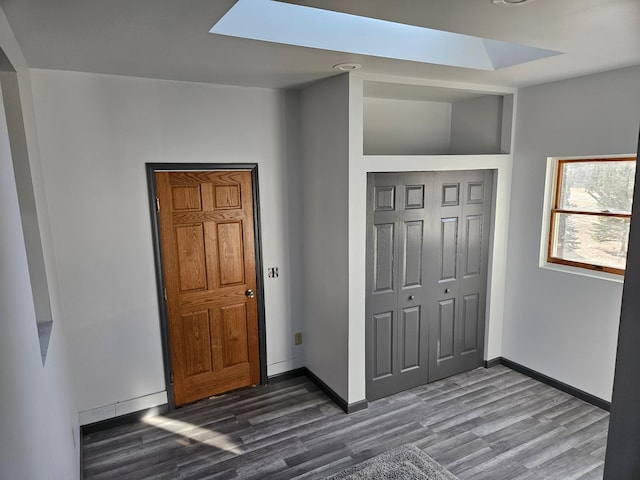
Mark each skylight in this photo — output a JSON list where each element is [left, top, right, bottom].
[[210, 0, 561, 71]]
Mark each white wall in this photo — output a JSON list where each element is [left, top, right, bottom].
[[0, 72, 52, 328], [363, 97, 452, 155], [0, 6, 79, 478], [300, 74, 350, 400], [0, 81, 79, 480], [503, 66, 640, 402], [29, 69, 304, 423]]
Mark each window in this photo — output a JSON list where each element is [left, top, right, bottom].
[[548, 157, 636, 275]]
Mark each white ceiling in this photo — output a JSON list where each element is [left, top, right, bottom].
[[0, 0, 638, 89]]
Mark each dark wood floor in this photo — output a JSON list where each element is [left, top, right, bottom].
[[82, 366, 609, 480]]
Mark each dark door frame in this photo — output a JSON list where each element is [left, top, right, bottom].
[[145, 163, 268, 410]]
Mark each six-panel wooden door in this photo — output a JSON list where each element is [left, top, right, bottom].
[[366, 170, 493, 401], [156, 171, 260, 406]]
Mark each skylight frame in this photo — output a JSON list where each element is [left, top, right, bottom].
[[210, 0, 561, 71]]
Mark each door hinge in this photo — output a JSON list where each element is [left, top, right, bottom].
[[163, 288, 167, 301], [155, 196, 160, 213], [170, 372, 174, 384]]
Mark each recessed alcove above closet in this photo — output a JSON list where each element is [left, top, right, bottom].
[[362, 80, 513, 156]]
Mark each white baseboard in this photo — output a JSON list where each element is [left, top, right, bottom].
[[79, 391, 168, 426], [267, 356, 304, 377]]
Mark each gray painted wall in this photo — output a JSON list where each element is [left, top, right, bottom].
[[450, 95, 503, 155], [502, 66, 640, 402], [300, 74, 350, 400], [363, 97, 452, 155]]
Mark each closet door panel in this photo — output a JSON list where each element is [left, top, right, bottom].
[[366, 173, 429, 401], [428, 170, 492, 382]]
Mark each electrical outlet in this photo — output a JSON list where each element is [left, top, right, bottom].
[[294, 332, 302, 345], [267, 267, 279, 278]]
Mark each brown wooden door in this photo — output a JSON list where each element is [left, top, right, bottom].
[[156, 170, 260, 406]]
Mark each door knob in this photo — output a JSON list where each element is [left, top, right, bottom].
[[444, 288, 451, 294], [408, 295, 415, 300], [245, 289, 255, 298]]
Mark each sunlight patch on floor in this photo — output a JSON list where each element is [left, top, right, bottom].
[[142, 415, 245, 454]]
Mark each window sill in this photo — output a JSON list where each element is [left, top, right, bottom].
[[540, 261, 624, 284]]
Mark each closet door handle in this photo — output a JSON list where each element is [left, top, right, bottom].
[[444, 288, 451, 294], [408, 295, 415, 300]]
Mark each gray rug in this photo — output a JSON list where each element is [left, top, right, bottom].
[[325, 445, 458, 480]]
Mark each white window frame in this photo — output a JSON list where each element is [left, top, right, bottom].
[[540, 154, 637, 283]]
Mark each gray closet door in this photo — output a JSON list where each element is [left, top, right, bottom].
[[366, 173, 431, 401], [366, 170, 493, 401], [427, 170, 493, 382]]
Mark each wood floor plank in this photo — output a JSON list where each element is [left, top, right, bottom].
[[532, 448, 602, 480], [576, 464, 605, 480], [83, 365, 608, 479]]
